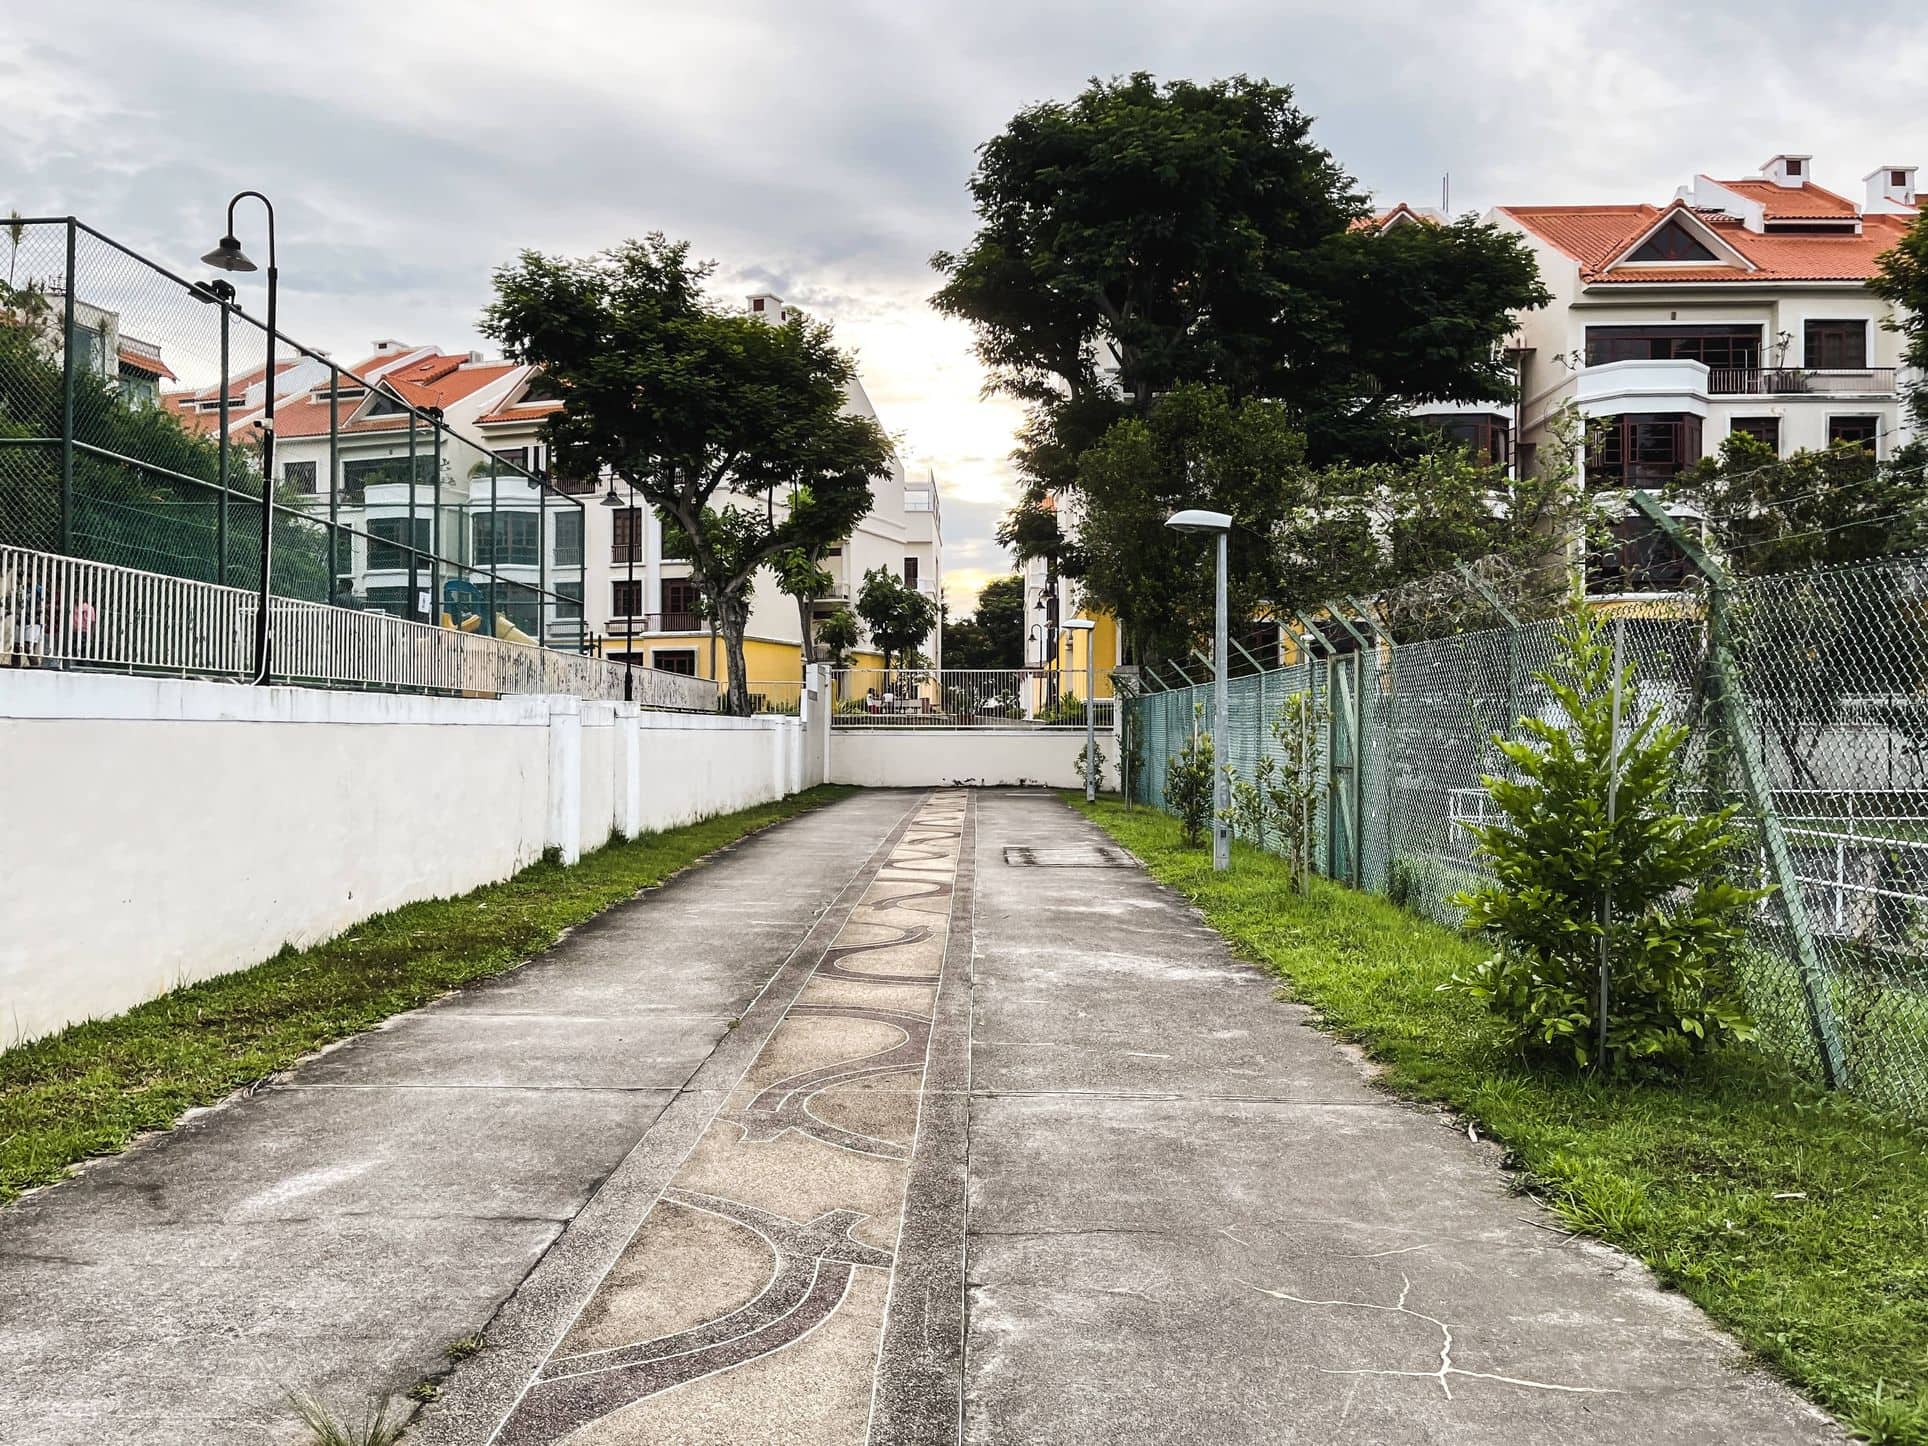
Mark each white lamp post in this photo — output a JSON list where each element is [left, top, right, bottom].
[[1063, 618, 1097, 801], [1165, 509, 1232, 870]]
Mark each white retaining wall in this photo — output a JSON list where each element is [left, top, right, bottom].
[[0, 671, 804, 1047], [827, 726, 1118, 791]]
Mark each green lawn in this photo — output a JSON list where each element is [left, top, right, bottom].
[[0, 786, 857, 1208], [1071, 795, 1928, 1446]]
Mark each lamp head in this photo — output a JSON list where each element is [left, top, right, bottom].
[[1061, 619, 1096, 633], [201, 235, 258, 273], [599, 481, 626, 508], [1165, 508, 1231, 534]]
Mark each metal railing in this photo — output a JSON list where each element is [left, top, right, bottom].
[[1708, 367, 1897, 396], [0, 215, 593, 677], [830, 667, 1115, 728], [1128, 549, 1928, 1120], [0, 544, 717, 709]]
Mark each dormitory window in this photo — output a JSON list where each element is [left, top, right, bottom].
[[284, 461, 317, 494]]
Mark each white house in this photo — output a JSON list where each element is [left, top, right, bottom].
[[1488, 154, 1920, 487]]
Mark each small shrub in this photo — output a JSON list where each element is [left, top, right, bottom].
[[1074, 740, 1107, 791], [1445, 602, 1766, 1070], [1222, 755, 1273, 845], [1264, 689, 1325, 892], [1164, 703, 1216, 847]]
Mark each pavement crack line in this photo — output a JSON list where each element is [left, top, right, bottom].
[[1237, 1273, 1616, 1401]]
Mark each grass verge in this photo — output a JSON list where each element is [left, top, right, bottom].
[[1071, 794, 1928, 1445], [0, 785, 857, 1208]]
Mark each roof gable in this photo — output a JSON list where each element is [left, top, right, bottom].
[[1603, 205, 1753, 273]]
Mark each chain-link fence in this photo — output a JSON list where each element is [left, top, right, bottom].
[[1126, 555, 1928, 1118], [0, 216, 634, 693]]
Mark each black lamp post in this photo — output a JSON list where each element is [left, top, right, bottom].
[[600, 477, 636, 701], [202, 192, 278, 685]]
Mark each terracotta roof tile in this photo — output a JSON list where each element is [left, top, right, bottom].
[[1714, 178, 1860, 219], [1500, 202, 1915, 285]]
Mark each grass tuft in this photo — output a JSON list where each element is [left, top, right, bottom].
[[1072, 794, 1928, 1445], [286, 1390, 407, 1446], [0, 786, 856, 1207]]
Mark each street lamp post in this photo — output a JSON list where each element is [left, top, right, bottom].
[[600, 476, 636, 701], [1063, 618, 1097, 802], [1166, 509, 1232, 871], [202, 192, 278, 685]]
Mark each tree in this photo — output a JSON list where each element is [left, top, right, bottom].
[[1073, 384, 1308, 666], [815, 606, 860, 667], [1447, 603, 1765, 1071], [935, 73, 1548, 456], [1674, 430, 1928, 577], [1872, 209, 1928, 432], [939, 573, 1025, 669], [856, 565, 937, 673], [483, 235, 893, 714], [774, 544, 835, 676]]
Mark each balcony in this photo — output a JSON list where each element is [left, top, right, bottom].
[[1707, 367, 1896, 397], [606, 611, 703, 635]]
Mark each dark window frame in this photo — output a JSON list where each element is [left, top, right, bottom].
[[1729, 416, 1781, 452], [1827, 415, 1881, 449], [1805, 320, 1868, 370], [1585, 325, 1762, 370], [652, 649, 698, 676], [1587, 413, 1703, 488], [611, 578, 643, 618], [284, 460, 318, 494]]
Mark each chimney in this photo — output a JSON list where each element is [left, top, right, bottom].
[[745, 293, 788, 325], [1865, 165, 1919, 214], [1759, 154, 1812, 189]]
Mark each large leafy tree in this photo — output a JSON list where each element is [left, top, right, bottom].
[[1069, 383, 1576, 665], [940, 573, 1025, 668], [1872, 209, 1928, 432], [1073, 385, 1309, 665], [484, 235, 892, 714], [934, 73, 1547, 456]]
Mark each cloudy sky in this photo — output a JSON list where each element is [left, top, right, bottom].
[[6, 0, 1925, 608]]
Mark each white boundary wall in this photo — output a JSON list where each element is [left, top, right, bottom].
[[827, 726, 1118, 791], [0, 671, 804, 1047]]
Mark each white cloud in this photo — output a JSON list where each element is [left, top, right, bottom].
[[8, 0, 1925, 609]]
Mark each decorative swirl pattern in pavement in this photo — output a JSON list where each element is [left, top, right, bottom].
[[492, 791, 968, 1446]]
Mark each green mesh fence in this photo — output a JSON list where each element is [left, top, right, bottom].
[[0, 217, 589, 658], [1128, 577, 1928, 1119]]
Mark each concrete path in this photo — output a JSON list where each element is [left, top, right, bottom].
[[0, 790, 921, 1446], [0, 789, 1841, 1445]]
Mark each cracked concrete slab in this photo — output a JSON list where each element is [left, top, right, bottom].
[[0, 790, 918, 1446], [961, 792, 1841, 1446]]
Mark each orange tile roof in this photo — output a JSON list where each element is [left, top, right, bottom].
[[272, 357, 521, 439], [1500, 200, 1915, 285], [477, 398, 564, 426], [1714, 178, 1859, 219], [116, 344, 175, 381]]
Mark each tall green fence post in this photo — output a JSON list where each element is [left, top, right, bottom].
[[1631, 491, 1851, 1089], [216, 293, 230, 583], [326, 370, 339, 600], [59, 219, 76, 555]]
